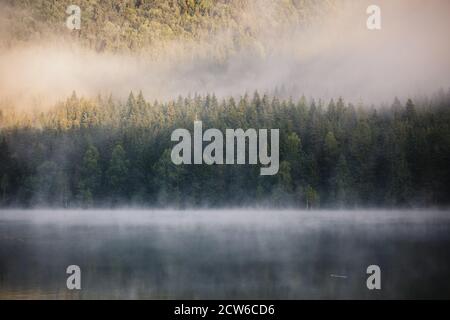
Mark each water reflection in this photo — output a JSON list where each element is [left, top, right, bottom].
[[0, 209, 449, 299]]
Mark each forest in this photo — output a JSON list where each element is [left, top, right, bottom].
[[1, 0, 335, 54], [1, 90, 450, 208], [1, 1, 450, 209]]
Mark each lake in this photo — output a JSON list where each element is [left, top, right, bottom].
[[0, 209, 449, 299]]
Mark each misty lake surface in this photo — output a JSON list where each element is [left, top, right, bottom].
[[1, 209, 450, 299]]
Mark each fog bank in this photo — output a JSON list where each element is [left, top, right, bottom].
[[1, 0, 450, 109]]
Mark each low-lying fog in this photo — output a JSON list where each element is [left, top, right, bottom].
[[1, 209, 450, 299], [1, 208, 449, 227]]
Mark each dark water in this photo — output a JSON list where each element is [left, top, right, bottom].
[[0, 209, 449, 299]]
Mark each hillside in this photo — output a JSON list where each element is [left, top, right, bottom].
[[1, 0, 336, 53]]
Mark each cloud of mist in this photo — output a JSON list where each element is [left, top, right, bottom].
[[1, 0, 450, 109]]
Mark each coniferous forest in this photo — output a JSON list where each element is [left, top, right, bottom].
[[3, 0, 450, 302], [0, 0, 450, 209], [1, 90, 450, 208]]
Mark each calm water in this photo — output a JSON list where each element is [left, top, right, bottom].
[[0, 209, 449, 299]]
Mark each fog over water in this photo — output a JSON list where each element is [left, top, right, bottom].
[[1, 0, 450, 300], [1, 209, 450, 299]]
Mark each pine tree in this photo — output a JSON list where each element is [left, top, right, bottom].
[[78, 145, 101, 207], [107, 144, 129, 200]]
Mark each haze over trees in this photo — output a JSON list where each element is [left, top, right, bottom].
[[0, 0, 336, 53], [1, 91, 449, 208], [0, 1, 449, 208], [2, 0, 450, 106]]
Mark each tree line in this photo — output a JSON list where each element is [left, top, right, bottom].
[[1, 89, 450, 208]]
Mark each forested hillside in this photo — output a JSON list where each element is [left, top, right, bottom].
[[1, 91, 450, 208], [1, 0, 336, 54], [1, 1, 449, 209]]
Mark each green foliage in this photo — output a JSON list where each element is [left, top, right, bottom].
[[2, 0, 337, 55], [78, 144, 101, 207], [107, 144, 130, 200], [1, 90, 450, 208]]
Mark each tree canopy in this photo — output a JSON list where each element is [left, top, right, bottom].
[[1, 90, 449, 208]]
